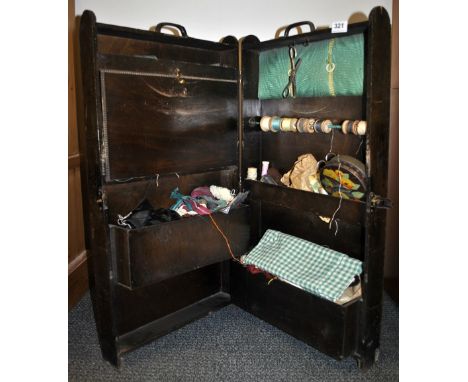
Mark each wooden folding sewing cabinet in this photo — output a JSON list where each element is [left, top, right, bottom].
[[78, 7, 391, 370]]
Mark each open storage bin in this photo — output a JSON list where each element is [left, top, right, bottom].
[[246, 180, 365, 259], [231, 261, 361, 359], [111, 205, 250, 290]]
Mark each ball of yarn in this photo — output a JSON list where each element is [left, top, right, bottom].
[[210, 185, 234, 202]]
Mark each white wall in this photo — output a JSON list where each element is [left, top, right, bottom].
[[75, 0, 392, 41]]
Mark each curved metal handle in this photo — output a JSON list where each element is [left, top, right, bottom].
[[155, 22, 188, 37], [284, 21, 315, 37]]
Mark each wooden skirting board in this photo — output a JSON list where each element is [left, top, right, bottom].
[[69, 250, 89, 310]]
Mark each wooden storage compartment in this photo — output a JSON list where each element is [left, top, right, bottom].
[[235, 180, 365, 359], [79, 8, 391, 368], [247, 180, 365, 224], [97, 55, 238, 182], [111, 205, 250, 290], [246, 180, 365, 259], [231, 261, 361, 360]]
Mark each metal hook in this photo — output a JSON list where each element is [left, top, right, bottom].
[[325, 152, 336, 162]]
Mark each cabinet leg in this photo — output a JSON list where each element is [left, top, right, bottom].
[[99, 339, 121, 367], [355, 348, 379, 371]]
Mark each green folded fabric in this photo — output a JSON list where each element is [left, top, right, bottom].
[[258, 33, 364, 99], [241, 229, 362, 302]]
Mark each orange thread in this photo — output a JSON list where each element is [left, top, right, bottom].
[[208, 214, 240, 263]]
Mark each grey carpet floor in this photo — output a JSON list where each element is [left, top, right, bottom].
[[69, 293, 398, 381]]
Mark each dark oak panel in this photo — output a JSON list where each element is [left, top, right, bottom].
[[230, 261, 360, 360], [111, 205, 250, 289], [117, 292, 230, 356], [248, 180, 365, 225], [98, 53, 237, 80], [101, 70, 237, 180], [114, 263, 223, 335], [97, 34, 237, 67], [260, 96, 364, 121]]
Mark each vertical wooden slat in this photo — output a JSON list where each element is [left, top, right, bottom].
[[68, 0, 78, 156], [69, 0, 89, 309], [68, 168, 76, 262], [79, 10, 120, 365], [384, 0, 399, 283], [356, 6, 392, 370], [390, 0, 399, 90], [69, 167, 86, 263]]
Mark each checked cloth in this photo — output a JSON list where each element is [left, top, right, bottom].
[[241, 229, 362, 302]]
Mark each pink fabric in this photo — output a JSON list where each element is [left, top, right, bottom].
[[190, 186, 213, 199], [245, 264, 274, 280], [190, 200, 212, 215]]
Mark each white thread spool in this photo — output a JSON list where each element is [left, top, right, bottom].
[[320, 120, 333, 134], [357, 121, 367, 135], [261, 161, 269, 176], [260, 116, 271, 132], [246, 167, 258, 180]]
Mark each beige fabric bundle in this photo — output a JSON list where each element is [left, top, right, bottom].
[[280, 153, 326, 194]]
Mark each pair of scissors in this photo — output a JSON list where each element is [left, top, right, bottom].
[[282, 46, 302, 98]]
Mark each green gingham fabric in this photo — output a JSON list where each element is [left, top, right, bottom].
[[241, 229, 362, 302], [258, 33, 364, 99]]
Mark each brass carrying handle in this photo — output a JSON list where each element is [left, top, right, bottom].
[[155, 22, 188, 37], [283, 21, 315, 37]]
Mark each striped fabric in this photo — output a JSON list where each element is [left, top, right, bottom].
[[241, 229, 362, 302]]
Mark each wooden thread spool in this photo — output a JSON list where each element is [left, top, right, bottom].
[[269, 116, 281, 132], [246, 167, 257, 180], [260, 116, 271, 132], [305, 118, 316, 133], [356, 120, 367, 135], [320, 119, 332, 133], [296, 118, 308, 133], [352, 120, 359, 135], [341, 120, 353, 134], [342, 120, 367, 135], [281, 117, 293, 132], [290, 118, 298, 132], [312, 119, 322, 133]]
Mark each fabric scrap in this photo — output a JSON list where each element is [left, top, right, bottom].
[[241, 229, 362, 303]]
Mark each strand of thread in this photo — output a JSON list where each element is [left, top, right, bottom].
[[329, 159, 343, 235], [208, 214, 240, 263], [329, 129, 335, 154]]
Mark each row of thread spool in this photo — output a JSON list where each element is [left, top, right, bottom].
[[248, 116, 367, 135]]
